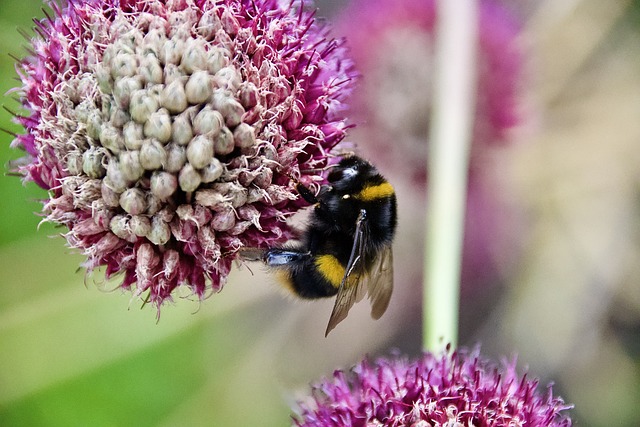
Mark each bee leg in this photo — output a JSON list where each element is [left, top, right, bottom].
[[237, 247, 268, 261], [295, 182, 319, 204], [263, 248, 311, 266]]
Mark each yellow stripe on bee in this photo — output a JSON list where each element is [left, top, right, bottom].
[[355, 182, 395, 202], [315, 254, 345, 288]]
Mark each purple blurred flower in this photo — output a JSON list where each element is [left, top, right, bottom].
[[337, 0, 522, 183], [332, 0, 525, 303], [293, 348, 572, 427], [9, 0, 354, 307]]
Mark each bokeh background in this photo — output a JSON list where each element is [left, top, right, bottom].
[[1, 0, 639, 425]]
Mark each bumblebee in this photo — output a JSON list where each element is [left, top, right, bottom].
[[242, 155, 397, 336]]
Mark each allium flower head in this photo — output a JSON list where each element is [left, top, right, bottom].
[[294, 349, 572, 427], [9, 0, 354, 306]]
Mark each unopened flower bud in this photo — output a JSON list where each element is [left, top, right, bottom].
[[214, 127, 234, 155], [119, 150, 145, 181], [130, 89, 159, 123], [110, 107, 130, 128], [211, 207, 235, 231], [178, 163, 202, 192], [195, 189, 231, 209], [200, 158, 224, 183], [181, 38, 207, 73], [187, 135, 214, 169], [143, 28, 166, 53], [123, 121, 145, 150], [111, 52, 138, 78], [139, 138, 167, 170], [85, 110, 103, 140], [130, 215, 151, 237], [95, 64, 113, 94], [144, 108, 172, 143], [113, 76, 143, 109], [104, 158, 129, 193], [145, 194, 162, 216], [197, 10, 222, 40], [233, 123, 256, 148], [150, 171, 178, 200], [211, 91, 244, 127], [109, 214, 131, 240], [252, 166, 272, 188], [82, 146, 106, 178], [214, 66, 241, 92], [120, 187, 147, 215], [193, 107, 223, 136], [99, 124, 124, 154], [165, 143, 187, 172], [101, 180, 121, 207], [161, 79, 188, 114], [160, 38, 184, 66], [148, 216, 171, 246], [207, 48, 228, 75], [139, 53, 163, 85], [185, 70, 212, 104], [238, 82, 259, 108], [66, 152, 83, 175]]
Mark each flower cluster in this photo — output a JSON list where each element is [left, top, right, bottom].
[[294, 349, 573, 426], [10, 0, 354, 306]]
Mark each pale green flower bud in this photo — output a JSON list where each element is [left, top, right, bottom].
[[161, 79, 188, 114], [187, 135, 214, 169], [123, 121, 145, 150], [119, 150, 145, 181], [119, 187, 147, 215], [171, 110, 194, 145], [113, 76, 143, 109], [139, 138, 167, 170], [147, 216, 171, 246], [200, 158, 224, 183], [185, 70, 212, 104], [214, 127, 234, 155], [144, 108, 172, 143], [82, 146, 106, 178], [150, 171, 178, 200], [178, 163, 201, 192], [130, 89, 159, 123], [130, 215, 151, 237], [165, 143, 187, 173]]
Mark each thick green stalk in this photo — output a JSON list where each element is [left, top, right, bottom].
[[423, 0, 478, 351]]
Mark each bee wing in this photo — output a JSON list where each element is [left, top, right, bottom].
[[325, 210, 368, 336], [364, 246, 394, 320]]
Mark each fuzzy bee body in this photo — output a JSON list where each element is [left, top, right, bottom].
[[243, 155, 397, 336]]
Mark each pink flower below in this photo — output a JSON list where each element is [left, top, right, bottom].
[[294, 348, 573, 427]]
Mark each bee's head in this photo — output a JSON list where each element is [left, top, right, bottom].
[[327, 155, 375, 191]]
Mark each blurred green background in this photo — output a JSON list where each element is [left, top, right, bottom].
[[1, 0, 640, 426]]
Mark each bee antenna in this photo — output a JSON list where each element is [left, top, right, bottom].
[[300, 161, 340, 174], [333, 149, 358, 159]]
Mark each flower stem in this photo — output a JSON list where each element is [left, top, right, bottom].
[[423, 0, 478, 351]]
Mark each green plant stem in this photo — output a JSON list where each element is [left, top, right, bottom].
[[423, 0, 478, 352]]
